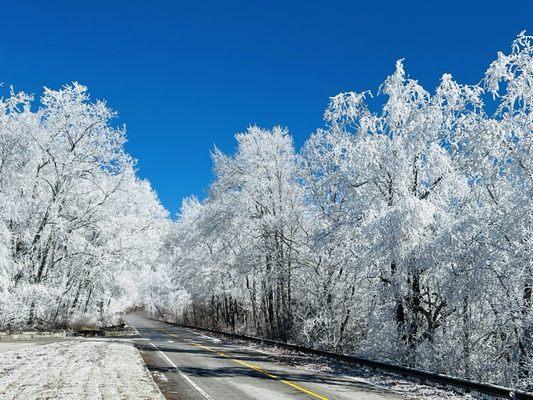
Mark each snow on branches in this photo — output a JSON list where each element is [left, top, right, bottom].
[[0, 83, 168, 329], [160, 34, 532, 389]]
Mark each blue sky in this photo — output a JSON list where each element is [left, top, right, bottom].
[[0, 1, 531, 216]]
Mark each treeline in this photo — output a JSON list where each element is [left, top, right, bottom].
[[0, 83, 168, 329], [152, 34, 532, 390]]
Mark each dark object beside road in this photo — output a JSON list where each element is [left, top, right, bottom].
[[74, 328, 105, 337]]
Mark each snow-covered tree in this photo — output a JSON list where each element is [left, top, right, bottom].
[[0, 83, 168, 329], [158, 33, 532, 390]]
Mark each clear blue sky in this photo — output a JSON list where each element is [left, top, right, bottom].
[[1, 1, 531, 216]]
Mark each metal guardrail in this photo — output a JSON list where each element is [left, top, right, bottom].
[[160, 320, 533, 400]]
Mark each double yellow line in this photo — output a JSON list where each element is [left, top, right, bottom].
[[156, 326, 329, 400]]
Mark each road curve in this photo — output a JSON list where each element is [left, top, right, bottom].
[[125, 315, 401, 400]]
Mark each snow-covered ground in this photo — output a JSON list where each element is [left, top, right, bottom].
[[0, 340, 164, 400]]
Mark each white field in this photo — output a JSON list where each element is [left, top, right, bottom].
[[0, 340, 164, 400]]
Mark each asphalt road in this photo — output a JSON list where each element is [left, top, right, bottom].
[[125, 315, 400, 400]]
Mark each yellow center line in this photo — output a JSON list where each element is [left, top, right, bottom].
[[155, 326, 329, 400]]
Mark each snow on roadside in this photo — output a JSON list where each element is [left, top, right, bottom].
[[0, 340, 164, 400], [250, 345, 477, 399], [249, 344, 477, 399]]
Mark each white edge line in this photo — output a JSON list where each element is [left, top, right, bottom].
[[149, 342, 215, 400], [199, 334, 221, 343], [184, 328, 221, 343]]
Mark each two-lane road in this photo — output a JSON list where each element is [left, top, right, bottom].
[[125, 315, 401, 400]]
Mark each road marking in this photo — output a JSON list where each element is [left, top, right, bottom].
[[149, 342, 215, 400], [84, 337, 150, 341], [198, 333, 221, 343], [156, 326, 329, 400], [190, 341, 329, 400]]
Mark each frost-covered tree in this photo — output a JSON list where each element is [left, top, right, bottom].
[[163, 127, 308, 340], [0, 83, 168, 329], [157, 33, 532, 390]]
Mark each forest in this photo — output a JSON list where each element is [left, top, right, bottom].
[[0, 83, 169, 328], [1, 33, 531, 390]]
